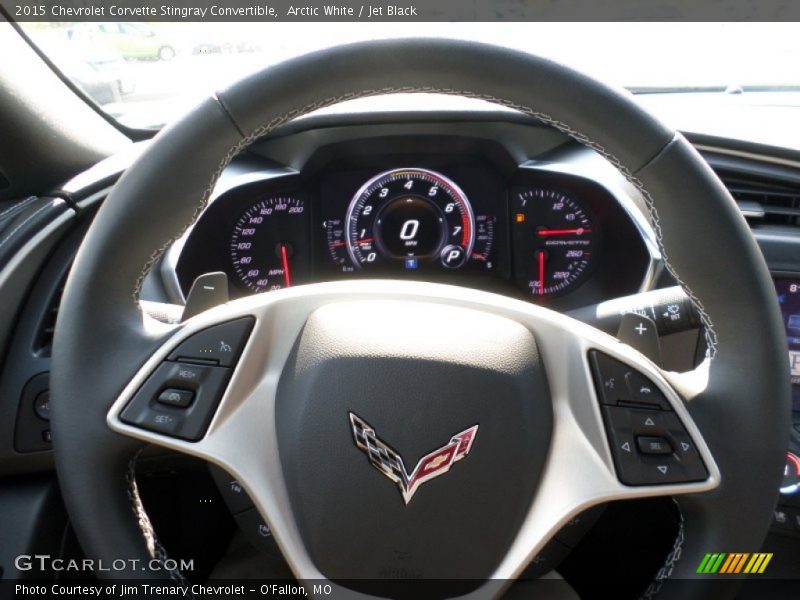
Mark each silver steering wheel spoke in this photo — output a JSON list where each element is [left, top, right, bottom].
[[107, 280, 719, 592]]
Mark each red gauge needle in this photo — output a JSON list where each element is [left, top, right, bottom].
[[537, 228, 591, 236], [280, 244, 292, 288], [537, 250, 545, 296]]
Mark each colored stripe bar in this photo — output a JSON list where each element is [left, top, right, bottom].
[[757, 553, 773, 574], [701, 552, 773, 575], [722, 553, 748, 574], [733, 553, 750, 573], [696, 554, 713, 574], [746, 553, 764, 574], [710, 553, 727, 574], [719, 554, 736, 574]]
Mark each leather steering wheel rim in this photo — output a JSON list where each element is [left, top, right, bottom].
[[51, 39, 790, 597]]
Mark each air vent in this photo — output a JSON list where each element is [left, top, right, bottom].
[[34, 274, 67, 358], [720, 176, 800, 227]]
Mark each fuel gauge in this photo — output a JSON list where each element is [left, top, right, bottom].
[[325, 217, 356, 273]]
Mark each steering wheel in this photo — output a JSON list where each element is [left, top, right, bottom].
[[51, 39, 790, 598]]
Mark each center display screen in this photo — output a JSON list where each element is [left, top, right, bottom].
[[775, 278, 800, 411]]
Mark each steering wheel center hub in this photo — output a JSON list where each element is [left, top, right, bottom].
[[274, 300, 553, 582]]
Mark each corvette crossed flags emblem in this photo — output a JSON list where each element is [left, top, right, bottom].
[[349, 412, 479, 504]]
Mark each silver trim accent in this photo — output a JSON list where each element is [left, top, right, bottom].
[[695, 143, 800, 171], [108, 280, 718, 596], [754, 229, 800, 246], [519, 157, 663, 293], [158, 168, 299, 304], [160, 236, 188, 305], [736, 200, 766, 220]]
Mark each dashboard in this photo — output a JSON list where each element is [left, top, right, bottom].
[[171, 135, 654, 311]]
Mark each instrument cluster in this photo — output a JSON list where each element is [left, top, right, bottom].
[[174, 141, 652, 310]]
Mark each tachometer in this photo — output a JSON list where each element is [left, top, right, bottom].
[[511, 188, 598, 297], [344, 168, 475, 270], [230, 196, 308, 293]]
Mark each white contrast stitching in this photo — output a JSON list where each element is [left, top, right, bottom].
[[125, 451, 157, 559], [632, 177, 718, 359], [640, 502, 685, 600], [0, 196, 37, 220], [130, 87, 717, 358]]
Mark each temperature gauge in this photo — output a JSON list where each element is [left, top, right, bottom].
[[325, 217, 356, 273]]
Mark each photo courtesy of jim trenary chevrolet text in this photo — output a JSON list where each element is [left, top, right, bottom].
[[0, 0, 799, 598]]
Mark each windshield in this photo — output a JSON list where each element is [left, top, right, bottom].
[[20, 22, 800, 130]]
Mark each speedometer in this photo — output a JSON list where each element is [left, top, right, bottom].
[[344, 168, 476, 270], [230, 195, 308, 293]]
